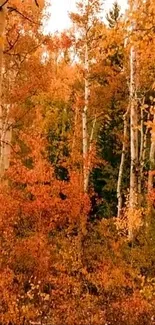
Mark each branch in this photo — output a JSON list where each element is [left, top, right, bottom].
[[0, 0, 9, 10], [0, 0, 39, 11], [34, 0, 39, 7], [7, 6, 38, 25], [4, 32, 20, 54], [0, 139, 18, 154]]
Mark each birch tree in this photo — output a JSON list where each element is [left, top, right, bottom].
[[83, 27, 89, 192], [0, 0, 43, 178], [148, 110, 155, 191], [70, 0, 102, 193], [123, 0, 141, 241], [117, 106, 129, 218], [0, 0, 7, 176], [129, 0, 139, 211]]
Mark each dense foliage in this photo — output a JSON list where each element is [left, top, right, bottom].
[[1, 0, 155, 324]]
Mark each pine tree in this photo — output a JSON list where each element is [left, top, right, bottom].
[[106, 1, 121, 28]]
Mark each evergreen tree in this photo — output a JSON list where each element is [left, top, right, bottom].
[[106, 1, 121, 28]]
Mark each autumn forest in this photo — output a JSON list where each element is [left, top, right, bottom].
[[1, 0, 155, 324]]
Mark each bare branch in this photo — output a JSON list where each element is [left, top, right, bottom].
[[4, 32, 20, 54], [0, 139, 18, 154], [7, 6, 38, 25], [0, 0, 9, 10], [34, 0, 39, 7]]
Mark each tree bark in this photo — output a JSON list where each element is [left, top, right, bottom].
[[117, 106, 129, 218], [85, 115, 97, 192], [0, 0, 7, 177], [0, 105, 12, 175], [129, 44, 139, 208], [138, 99, 144, 196], [82, 40, 89, 192], [148, 113, 155, 192], [129, 0, 139, 240]]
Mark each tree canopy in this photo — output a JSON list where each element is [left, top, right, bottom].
[[1, 1, 155, 324]]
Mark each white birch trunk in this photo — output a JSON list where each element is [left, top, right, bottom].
[[128, 0, 139, 240], [117, 106, 129, 218], [129, 44, 139, 210], [148, 113, 155, 192], [138, 100, 144, 196], [0, 104, 12, 175], [83, 40, 89, 192], [143, 112, 150, 165], [0, 0, 7, 177], [84, 115, 97, 192]]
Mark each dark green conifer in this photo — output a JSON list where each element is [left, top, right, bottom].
[[106, 1, 121, 28]]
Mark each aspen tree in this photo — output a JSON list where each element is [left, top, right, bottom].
[[129, 0, 139, 211], [148, 110, 155, 191], [0, 0, 42, 177], [127, 0, 139, 240], [70, 0, 101, 192], [117, 106, 129, 218], [0, 0, 7, 176], [83, 22, 89, 192]]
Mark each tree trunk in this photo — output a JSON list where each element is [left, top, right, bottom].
[[0, 105, 12, 175], [82, 40, 89, 192], [129, 0, 139, 240], [0, 0, 7, 178], [129, 44, 139, 209], [148, 113, 155, 191], [138, 99, 144, 196], [85, 115, 97, 192], [117, 106, 129, 218], [138, 104, 150, 206]]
